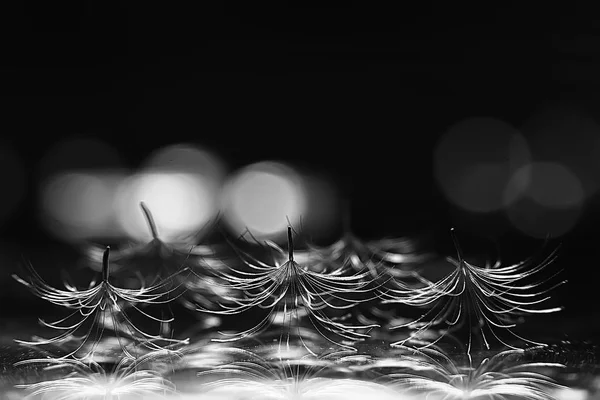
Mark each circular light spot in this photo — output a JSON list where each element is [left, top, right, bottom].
[[115, 172, 219, 242], [453, 163, 508, 213], [527, 163, 584, 208], [40, 172, 119, 241], [505, 162, 584, 238], [506, 197, 582, 239], [434, 117, 530, 213], [222, 161, 307, 242], [143, 143, 227, 182], [503, 162, 532, 206]]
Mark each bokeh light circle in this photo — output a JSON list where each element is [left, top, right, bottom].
[[434, 117, 531, 213], [143, 143, 227, 183], [505, 162, 584, 238], [113, 143, 226, 242], [115, 171, 219, 242], [40, 172, 119, 241], [222, 161, 308, 242]]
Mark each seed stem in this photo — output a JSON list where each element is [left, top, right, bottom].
[[102, 246, 111, 282], [140, 201, 159, 240], [450, 227, 464, 266], [287, 226, 294, 262]]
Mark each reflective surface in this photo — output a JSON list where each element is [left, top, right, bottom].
[[1, 313, 600, 399]]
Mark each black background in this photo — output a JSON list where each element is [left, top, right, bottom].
[[0, 2, 598, 317]]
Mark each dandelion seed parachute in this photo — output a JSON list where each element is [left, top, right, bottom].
[[194, 226, 385, 354], [86, 202, 225, 277], [289, 220, 435, 331], [85, 201, 237, 319], [12, 246, 190, 360], [381, 228, 566, 355]]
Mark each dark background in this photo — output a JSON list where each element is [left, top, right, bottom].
[[0, 3, 598, 318]]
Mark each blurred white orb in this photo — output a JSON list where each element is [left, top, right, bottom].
[[505, 162, 585, 238], [222, 161, 308, 242], [516, 162, 584, 208], [114, 143, 226, 242], [434, 117, 530, 213], [115, 172, 220, 242], [143, 143, 227, 182], [41, 172, 119, 241]]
